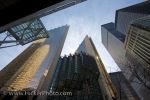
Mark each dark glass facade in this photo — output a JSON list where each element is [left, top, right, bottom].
[[76, 36, 118, 100], [109, 72, 140, 100], [115, 1, 150, 35], [48, 53, 103, 100]]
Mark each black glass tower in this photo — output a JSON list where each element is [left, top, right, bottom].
[[48, 53, 103, 100]]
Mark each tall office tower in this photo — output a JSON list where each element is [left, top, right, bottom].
[[75, 36, 117, 100], [48, 53, 103, 100], [101, 23, 140, 99], [101, 23, 130, 77], [124, 16, 150, 100], [115, 1, 150, 35], [0, 25, 69, 92], [38, 36, 117, 100], [37, 36, 117, 100], [102, 1, 150, 100], [109, 72, 140, 100], [0, 0, 86, 32]]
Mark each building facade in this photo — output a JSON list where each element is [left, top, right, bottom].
[[124, 16, 150, 100], [101, 23, 131, 79], [101, 23, 140, 99], [102, 1, 150, 99], [48, 53, 104, 100], [101, 20, 150, 100], [115, 1, 150, 35], [75, 36, 117, 100], [36, 36, 118, 100], [109, 72, 140, 100], [0, 25, 69, 92]]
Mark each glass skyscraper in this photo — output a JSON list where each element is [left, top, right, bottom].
[[0, 25, 69, 93], [75, 36, 117, 100], [115, 1, 150, 35], [101, 22, 139, 100], [48, 53, 103, 100], [101, 1, 150, 99]]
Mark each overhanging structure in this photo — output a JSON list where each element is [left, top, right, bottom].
[[0, 0, 86, 32], [0, 19, 48, 48]]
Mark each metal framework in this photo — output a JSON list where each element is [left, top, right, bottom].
[[0, 19, 48, 49]]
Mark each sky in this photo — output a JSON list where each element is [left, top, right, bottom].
[[0, 0, 143, 72]]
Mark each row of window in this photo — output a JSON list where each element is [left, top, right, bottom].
[[127, 26, 150, 65]]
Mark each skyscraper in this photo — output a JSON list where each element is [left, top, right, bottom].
[[101, 23, 131, 79], [37, 36, 117, 100], [48, 53, 104, 100], [102, 1, 150, 99], [115, 1, 150, 35], [124, 16, 150, 100], [101, 22, 125, 48], [0, 25, 69, 92], [75, 36, 117, 100], [0, 0, 86, 32], [109, 72, 140, 100], [101, 20, 150, 100]]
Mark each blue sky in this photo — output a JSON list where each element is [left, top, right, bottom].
[[0, 0, 143, 72]]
